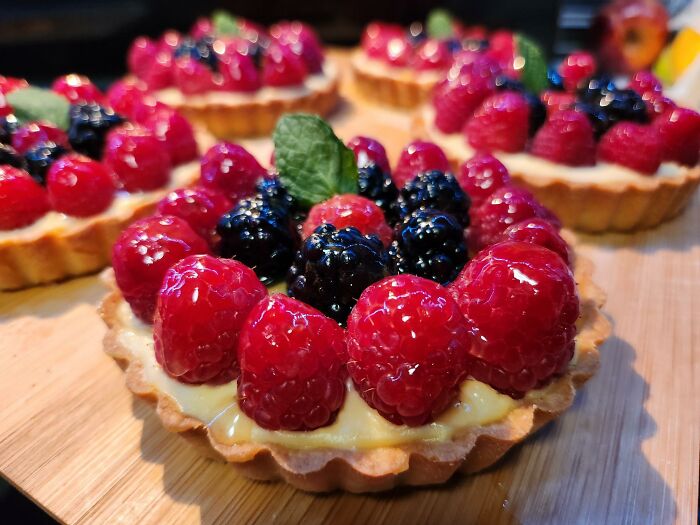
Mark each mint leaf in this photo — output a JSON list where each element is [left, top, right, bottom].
[[426, 9, 455, 39], [212, 10, 239, 36], [6, 87, 70, 130], [273, 114, 358, 208], [515, 34, 549, 95]]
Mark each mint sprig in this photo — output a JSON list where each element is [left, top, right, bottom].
[[515, 34, 549, 95], [273, 114, 358, 208], [6, 87, 70, 130], [426, 9, 455, 39], [212, 10, 239, 36]]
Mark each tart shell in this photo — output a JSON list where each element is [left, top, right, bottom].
[[413, 112, 700, 233], [99, 246, 610, 493]]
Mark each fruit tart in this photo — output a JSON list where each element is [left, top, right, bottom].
[[0, 74, 209, 290], [100, 115, 609, 492], [414, 45, 700, 232], [125, 11, 339, 139]]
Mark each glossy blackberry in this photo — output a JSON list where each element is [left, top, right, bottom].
[[357, 164, 400, 224], [397, 170, 470, 227], [24, 142, 66, 184], [495, 75, 525, 92], [462, 38, 489, 52], [524, 92, 546, 136], [174, 36, 219, 71], [0, 143, 26, 170], [389, 209, 467, 285], [68, 103, 124, 160], [407, 23, 427, 45], [256, 176, 297, 214], [287, 224, 389, 324], [546, 69, 565, 91], [217, 197, 298, 285], [577, 75, 616, 103], [445, 38, 463, 54], [0, 116, 19, 144], [572, 101, 611, 138], [597, 88, 648, 125]]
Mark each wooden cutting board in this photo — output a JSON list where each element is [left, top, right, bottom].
[[0, 51, 698, 525]]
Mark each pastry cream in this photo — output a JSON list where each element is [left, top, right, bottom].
[[351, 50, 444, 86]]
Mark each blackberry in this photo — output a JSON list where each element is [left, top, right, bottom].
[[68, 103, 124, 160], [217, 197, 298, 285], [357, 164, 400, 224], [174, 36, 219, 71], [255, 176, 297, 215], [407, 22, 427, 46], [0, 116, 19, 145], [546, 69, 565, 91], [0, 143, 26, 170], [495, 75, 525, 92], [524, 92, 546, 136], [389, 209, 467, 285], [597, 88, 648, 125], [397, 170, 470, 227], [577, 75, 616, 104], [24, 142, 66, 184], [572, 101, 611, 138], [287, 224, 389, 324], [462, 38, 489, 52]]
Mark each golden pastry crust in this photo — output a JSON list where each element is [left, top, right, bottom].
[[350, 49, 437, 109], [413, 112, 700, 233], [99, 245, 610, 493]]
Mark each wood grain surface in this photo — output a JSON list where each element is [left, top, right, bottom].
[[0, 51, 698, 525]]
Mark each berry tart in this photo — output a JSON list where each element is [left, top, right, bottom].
[[0, 74, 210, 290], [352, 10, 525, 109], [100, 115, 609, 492], [126, 11, 339, 139], [415, 46, 700, 232]]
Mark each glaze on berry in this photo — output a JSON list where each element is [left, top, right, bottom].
[[393, 141, 450, 188], [457, 153, 510, 207], [397, 170, 470, 227], [46, 154, 116, 217], [200, 142, 266, 202], [104, 125, 171, 192], [156, 186, 231, 246], [0, 165, 49, 230]]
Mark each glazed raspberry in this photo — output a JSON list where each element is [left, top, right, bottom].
[[154, 254, 267, 384], [156, 186, 231, 245], [598, 122, 662, 174], [540, 90, 576, 115], [383, 35, 413, 67], [571, 102, 612, 138], [262, 43, 308, 87], [643, 91, 676, 120], [653, 107, 700, 166], [190, 17, 213, 38], [451, 51, 501, 79], [200, 142, 266, 202], [219, 51, 261, 92], [628, 70, 662, 96], [141, 104, 198, 165], [558, 51, 597, 92], [414, 40, 452, 71], [448, 241, 579, 398], [158, 30, 184, 53], [0, 166, 49, 230], [0, 76, 28, 95], [46, 154, 115, 217], [393, 140, 450, 188], [464, 92, 530, 153], [457, 153, 510, 207], [140, 51, 174, 90], [432, 69, 495, 133], [112, 215, 211, 323], [52, 74, 104, 104], [531, 109, 596, 167], [470, 186, 559, 252], [486, 30, 517, 76], [106, 79, 150, 118], [270, 21, 324, 73], [237, 294, 347, 430], [361, 23, 404, 59], [173, 57, 216, 95], [500, 218, 571, 266], [347, 136, 391, 173], [347, 274, 470, 426], [302, 194, 392, 246], [12, 122, 69, 154], [104, 125, 171, 191], [128, 37, 159, 81]]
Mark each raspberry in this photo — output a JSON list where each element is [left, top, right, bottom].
[[357, 164, 399, 224], [269, 21, 325, 73], [219, 50, 261, 92], [104, 125, 171, 191], [140, 50, 174, 90], [383, 36, 413, 67], [156, 186, 231, 245], [190, 17, 213, 38], [46, 154, 115, 217], [141, 104, 198, 165], [558, 51, 597, 92], [347, 135, 391, 173], [531, 109, 596, 167], [643, 91, 676, 120], [0, 166, 49, 230], [451, 51, 501, 79], [448, 241, 579, 398], [347, 274, 470, 426], [237, 294, 347, 430], [414, 40, 452, 70], [12, 122, 69, 154], [464, 92, 530, 153], [154, 254, 267, 384], [262, 43, 308, 87], [0, 76, 28, 95], [52, 74, 104, 104], [653, 107, 700, 166], [112, 215, 211, 323], [486, 30, 517, 76], [470, 186, 559, 252], [500, 218, 571, 266], [432, 69, 495, 133], [393, 140, 450, 188], [302, 194, 393, 246], [287, 224, 389, 324], [598, 122, 662, 174], [361, 23, 404, 59], [200, 142, 266, 202], [456, 153, 510, 207], [571, 102, 612, 138], [106, 79, 150, 118], [540, 90, 576, 115], [628, 71, 662, 96], [128, 37, 159, 81], [173, 57, 216, 95], [397, 170, 471, 226]]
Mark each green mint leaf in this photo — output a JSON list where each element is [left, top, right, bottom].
[[515, 34, 549, 95], [6, 87, 70, 130], [212, 10, 239, 36], [426, 9, 455, 39], [273, 114, 358, 208]]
